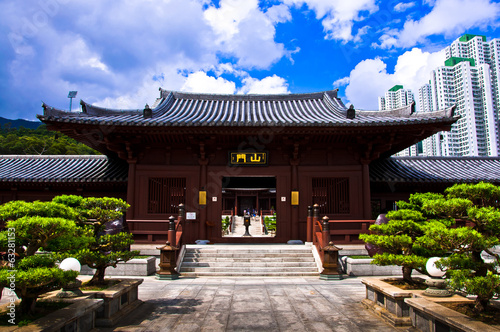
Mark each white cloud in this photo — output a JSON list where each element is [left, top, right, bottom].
[[181, 71, 236, 94], [394, 2, 416, 12], [341, 48, 445, 110], [58, 38, 109, 73], [238, 75, 289, 94], [265, 4, 292, 23], [0, 0, 293, 118], [378, 0, 500, 48], [284, 0, 378, 42], [204, 0, 290, 68], [353, 25, 371, 43], [333, 76, 350, 87], [94, 66, 189, 109]]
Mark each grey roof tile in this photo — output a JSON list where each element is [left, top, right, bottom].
[[39, 90, 457, 127], [370, 157, 500, 183], [0, 155, 128, 183]]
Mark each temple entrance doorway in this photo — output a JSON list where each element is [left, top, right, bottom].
[[221, 177, 276, 238]]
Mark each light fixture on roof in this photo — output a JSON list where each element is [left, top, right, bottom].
[[68, 91, 78, 111]]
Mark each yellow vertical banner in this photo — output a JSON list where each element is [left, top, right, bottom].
[[291, 191, 299, 205], [199, 191, 207, 205]]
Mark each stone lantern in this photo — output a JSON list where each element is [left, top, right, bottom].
[[423, 257, 451, 297], [320, 241, 343, 280], [156, 239, 179, 280]]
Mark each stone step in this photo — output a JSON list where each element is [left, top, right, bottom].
[[181, 261, 317, 268], [180, 266, 318, 273], [186, 250, 311, 257], [182, 257, 315, 262], [180, 271, 320, 277], [179, 244, 320, 277], [186, 246, 311, 253]]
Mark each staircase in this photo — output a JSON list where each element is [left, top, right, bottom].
[[179, 244, 320, 277], [225, 216, 272, 237]]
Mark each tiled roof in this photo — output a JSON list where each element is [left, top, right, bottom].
[[39, 90, 457, 127], [0, 155, 128, 183], [370, 157, 500, 183]]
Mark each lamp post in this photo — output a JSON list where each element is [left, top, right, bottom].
[[424, 257, 452, 297], [243, 214, 251, 237], [57, 257, 83, 298], [68, 91, 78, 111]]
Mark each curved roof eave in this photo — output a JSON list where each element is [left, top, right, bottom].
[[38, 90, 458, 128]]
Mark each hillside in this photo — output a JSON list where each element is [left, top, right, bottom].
[[0, 124, 99, 155], [0, 117, 41, 130]]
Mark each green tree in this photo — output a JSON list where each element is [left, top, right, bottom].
[[0, 205, 80, 316], [418, 182, 500, 313], [360, 193, 450, 284], [60, 196, 139, 285], [0, 195, 139, 316], [0, 124, 98, 155]]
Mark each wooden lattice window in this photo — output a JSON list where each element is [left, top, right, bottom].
[[148, 177, 186, 214], [312, 177, 350, 214]]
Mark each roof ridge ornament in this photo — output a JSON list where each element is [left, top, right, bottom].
[[347, 104, 355, 119], [143, 104, 152, 119]]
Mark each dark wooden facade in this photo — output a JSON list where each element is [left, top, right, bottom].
[[38, 89, 457, 244]]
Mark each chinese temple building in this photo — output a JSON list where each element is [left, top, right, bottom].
[[28, 88, 463, 244]]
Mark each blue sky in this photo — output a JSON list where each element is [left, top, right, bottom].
[[1, 0, 499, 121]]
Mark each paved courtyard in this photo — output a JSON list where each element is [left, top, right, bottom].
[[96, 276, 403, 332]]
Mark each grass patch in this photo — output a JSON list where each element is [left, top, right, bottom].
[[348, 255, 371, 259], [0, 301, 71, 326], [132, 255, 152, 259], [81, 279, 121, 291]]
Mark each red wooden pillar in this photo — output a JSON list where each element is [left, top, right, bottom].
[[291, 161, 299, 239], [177, 203, 185, 223], [362, 163, 371, 219], [312, 204, 319, 246], [167, 216, 176, 247], [322, 216, 330, 248], [306, 205, 313, 242], [126, 161, 136, 219], [199, 159, 208, 240]]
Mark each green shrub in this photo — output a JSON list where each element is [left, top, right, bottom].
[[0, 214, 80, 316]]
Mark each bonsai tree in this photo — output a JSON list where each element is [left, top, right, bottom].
[[360, 192, 449, 284], [222, 216, 230, 235], [418, 182, 500, 313], [66, 196, 139, 285], [0, 201, 80, 316]]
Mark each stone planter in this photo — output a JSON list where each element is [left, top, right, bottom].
[[405, 297, 500, 332], [0, 278, 143, 330], [361, 277, 418, 326], [90, 278, 143, 327], [80, 257, 156, 276], [342, 257, 403, 276], [1, 298, 103, 332]]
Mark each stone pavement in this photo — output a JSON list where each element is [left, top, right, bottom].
[[95, 276, 404, 332]]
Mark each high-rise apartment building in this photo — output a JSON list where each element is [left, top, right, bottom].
[[378, 86, 419, 156], [419, 83, 441, 156], [378, 85, 415, 111], [415, 34, 499, 157]]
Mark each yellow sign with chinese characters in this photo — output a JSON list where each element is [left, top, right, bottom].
[[229, 152, 268, 166]]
